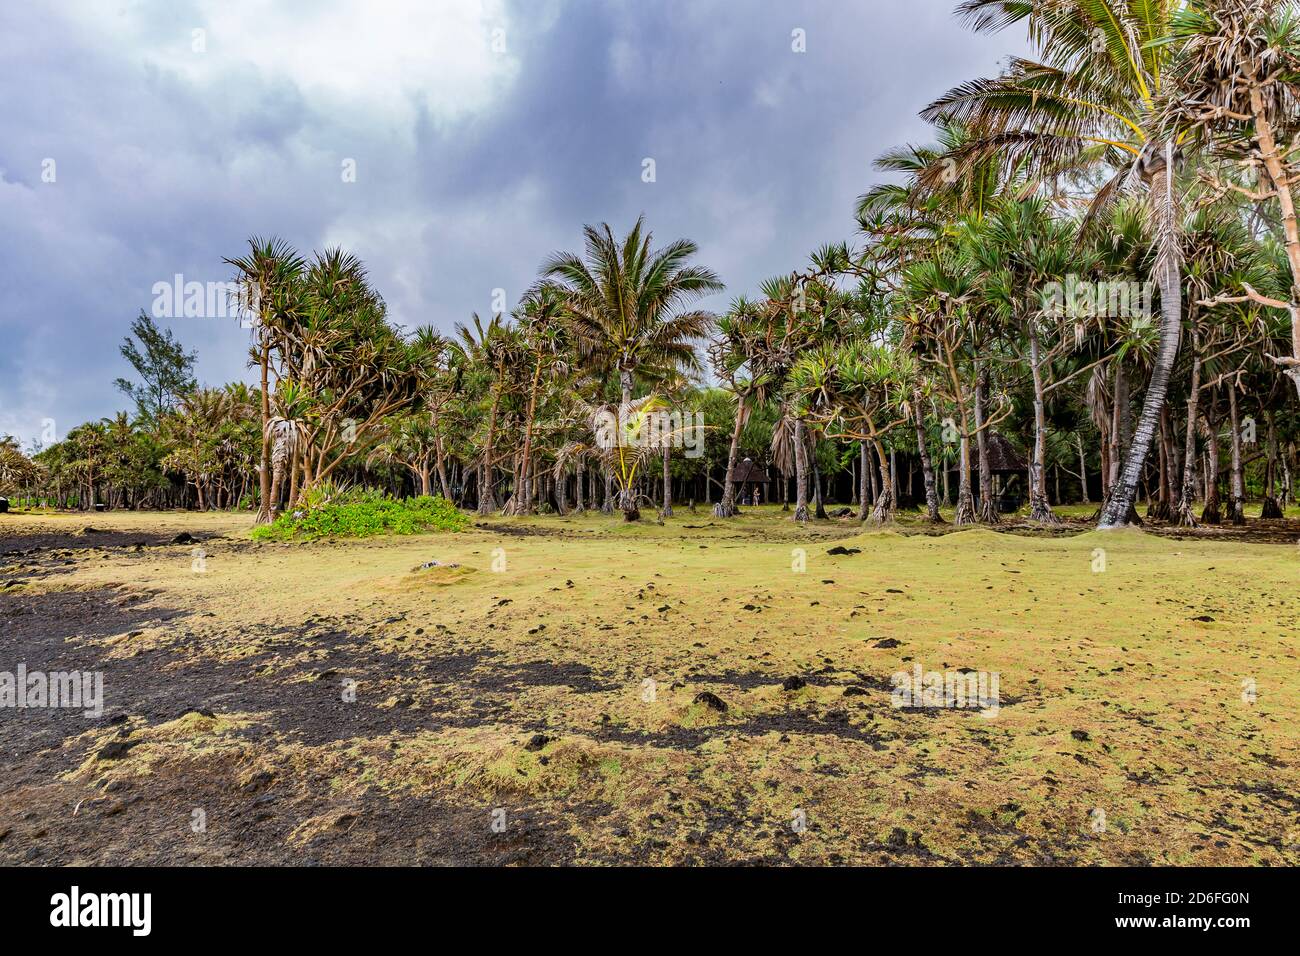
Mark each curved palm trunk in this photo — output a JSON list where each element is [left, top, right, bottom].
[[1100, 158, 1182, 529]]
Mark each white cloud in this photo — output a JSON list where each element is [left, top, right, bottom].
[[76, 0, 520, 130]]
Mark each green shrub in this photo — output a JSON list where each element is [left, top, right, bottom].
[[251, 492, 469, 541]]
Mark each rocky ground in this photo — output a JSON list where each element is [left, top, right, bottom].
[[1, 506, 1297, 865]]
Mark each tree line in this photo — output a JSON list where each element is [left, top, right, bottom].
[[4, 1, 1299, 532]]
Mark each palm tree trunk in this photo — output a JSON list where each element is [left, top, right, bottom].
[[1228, 385, 1245, 525], [857, 441, 871, 522], [1202, 398, 1222, 524], [714, 396, 745, 517], [810, 438, 827, 520], [1100, 157, 1182, 528], [792, 417, 810, 522], [256, 340, 272, 524], [955, 434, 975, 525], [912, 384, 942, 522], [661, 443, 673, 517], [1076, 433, 1090, 505], [1027, 323, 1057, 523], [1177, 347, 1201, 526], [869, 439, 894, 523], [974, 366, 999, 524]]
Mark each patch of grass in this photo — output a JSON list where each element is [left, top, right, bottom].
[[251, 492, 468, 541]]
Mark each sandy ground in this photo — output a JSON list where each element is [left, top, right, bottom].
[[1, 505, 1297, 865]]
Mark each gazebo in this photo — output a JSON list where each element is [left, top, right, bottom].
[[731, 458, 770, 505], [973, 433, 1028, 511]]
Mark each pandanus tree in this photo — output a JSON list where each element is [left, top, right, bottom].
[[787, 340, 914, 524], [969, 197, 1087, 523], [1164, 0, 1300, 398], [903, 250, 984, 524], [708, 296, 772, 517], [542, 217, 722, 519], [225, 237, 306, 523], [929, 0, 1191, 528]]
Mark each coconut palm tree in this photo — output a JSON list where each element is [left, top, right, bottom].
[[542, 217, 722, 518], [928, 0, 1190, 528]]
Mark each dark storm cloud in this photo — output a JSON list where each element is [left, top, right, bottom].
[[0, 0, 1018, 447]]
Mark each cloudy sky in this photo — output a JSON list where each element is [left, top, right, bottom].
[[0, 1, 1021, 447]]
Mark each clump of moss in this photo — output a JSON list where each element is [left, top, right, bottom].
[[252, 492, 468, 541]]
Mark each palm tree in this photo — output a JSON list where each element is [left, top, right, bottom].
[[1165, 0, 1300, 397], [225, 237, 306, 523], [266, 381, 311, 516], [928, 0, 1189, 528], [542, 217, 722, 518], [507, 284, 567, 515], [452, 312, 514, 514]]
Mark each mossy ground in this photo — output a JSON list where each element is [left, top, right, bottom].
[[1, 505, 1297, 864]]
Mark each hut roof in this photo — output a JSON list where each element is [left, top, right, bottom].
[[975, 433, 1028, 474], [732, 459, 770, 483]]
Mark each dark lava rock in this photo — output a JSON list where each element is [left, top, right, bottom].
[[241, 771, 275, 793], [781, 676, 807, 692], [96, 740, 141, 761], [873, 638, 903, 649], [693, 691, 728, 712], [827, 546, 861, 556], [843, 686, 869, 697], [524, 734, 551, 751]]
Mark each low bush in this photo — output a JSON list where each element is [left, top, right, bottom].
[[251, 491, 469, 541]]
